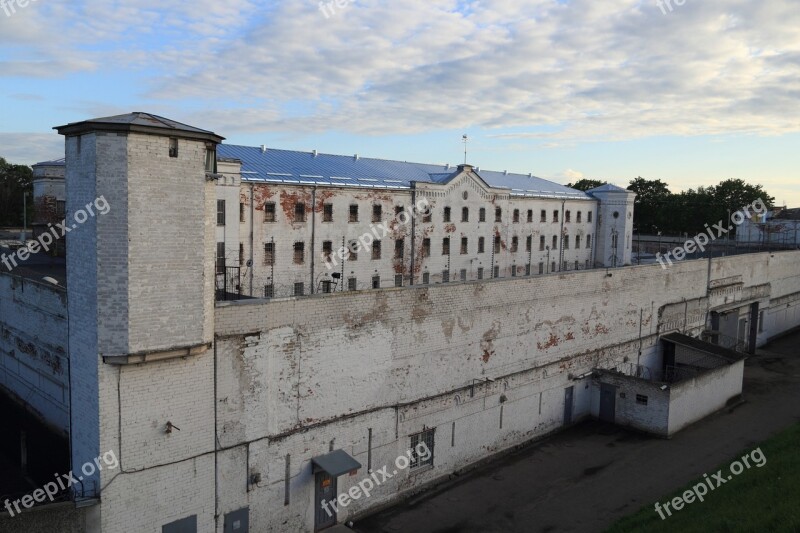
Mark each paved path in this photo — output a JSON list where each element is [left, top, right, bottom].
[[353, 332, 800, 533]]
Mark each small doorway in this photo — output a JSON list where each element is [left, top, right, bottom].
[[314, 471, 337, 531], [563, 386, 574, 426], [599, 384, 616, 423]]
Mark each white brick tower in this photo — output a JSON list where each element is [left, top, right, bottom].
[[55, 114, 223, 528], [587, 184, 636, 267]]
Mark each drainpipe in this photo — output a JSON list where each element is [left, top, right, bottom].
[[310, 187, 317, 294], [559, 200, 565, 271], [410, 183, 417, 285], [249, 183, 254, 297]]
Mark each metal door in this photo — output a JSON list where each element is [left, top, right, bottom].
[[599, 384, 616, 423], [314, 471, 337, 531], [563, 386, 574, 426], [224, 508, 249, 533]]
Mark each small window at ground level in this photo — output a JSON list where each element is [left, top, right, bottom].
[[410, 429, 435, 469], [636, 394, 648, 405]]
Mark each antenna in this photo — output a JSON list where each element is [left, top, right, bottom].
[[462, 134, 468, 165]]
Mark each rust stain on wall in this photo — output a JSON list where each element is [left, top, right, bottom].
[[279, 189, 313, 221], [480, 321, 502, 363], [537, 333, 560, 350], [252, 185, 275, 210]]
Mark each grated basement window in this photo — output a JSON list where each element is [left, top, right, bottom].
[[410, 429, 435, 469]]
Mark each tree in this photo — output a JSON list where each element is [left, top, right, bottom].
[[566, 179, 606, 191], [628, 177, 671, 234], [0, 157, 33, 227]]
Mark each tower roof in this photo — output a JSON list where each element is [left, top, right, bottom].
[[586, 183, 631, 194], [54, 112, 224, 143]]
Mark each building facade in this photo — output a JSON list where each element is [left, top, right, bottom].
[[2, 113, 799, 533]]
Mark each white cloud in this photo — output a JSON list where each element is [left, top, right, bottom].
[[2, 0, 800, 142], [0, 133, 63, 165]]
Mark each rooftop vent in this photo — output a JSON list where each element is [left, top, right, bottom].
[[504, 170, 508, 175], [528, 173, 533, 178], [446, 163, 451, 170], [260, 145, 267, 153], [312, 150, 318, 157], [354, 154, 359, 161]]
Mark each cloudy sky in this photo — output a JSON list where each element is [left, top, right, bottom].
[[1, 0, 799, 204]]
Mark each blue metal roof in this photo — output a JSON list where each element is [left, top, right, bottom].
[[217, 144, 590, 199]]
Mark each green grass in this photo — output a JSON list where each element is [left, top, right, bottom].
[[606, 423, 800, 533]]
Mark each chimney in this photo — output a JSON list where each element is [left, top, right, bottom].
[[312, 150, 318, 157], [354, 154, 359, 161], [260, 145, 267, 153]]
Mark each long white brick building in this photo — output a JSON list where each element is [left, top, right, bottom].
[[2, 113, 799, 533]]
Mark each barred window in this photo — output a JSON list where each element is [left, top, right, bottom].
[[479, 208, 486, 222], [294, 203, 306, 223], [293, 242, 305, 264], [217, 200, 226, 226], [410, 429, 435, 469], [264, 242, 275, 265], [264, 203, 276, 222]]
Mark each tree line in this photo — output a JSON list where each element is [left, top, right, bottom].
[[0, 157, 33, 227], [566, 177, 775, 236]]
